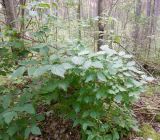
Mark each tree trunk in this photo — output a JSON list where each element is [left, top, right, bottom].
[[147, 0, 151, 16], [2, 0, 17, 29], [20, 0, 26, 34], [97, 0, 104, 51], [154, 0, 160, 16], [147, 0, 156, 57], [77, 0, 82, 41], [133, 0, 142, 54]]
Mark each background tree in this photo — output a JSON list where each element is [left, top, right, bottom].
[[97, 0, 104, 51]]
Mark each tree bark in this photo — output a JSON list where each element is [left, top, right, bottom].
[[20, 0, 26, 34], [2, 0, 17, 29], [147, 0, 156, 57], [154, 0, 160, 16], [147, 0, 151, 16], [133, 0, 142, 54], [77, 0, 82, 41], [97, 0, 104, 51]]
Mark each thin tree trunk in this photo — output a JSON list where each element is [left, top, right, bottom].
[[2, 0, 17, 29], [97, 0, 104, 51], [20, 0, 26, 32], [147, 0, 156, 57], [20, 0, 26, 49], [2, 0, 18, 56], [77, 0, 82, 41], [133, 0, 142, 54]]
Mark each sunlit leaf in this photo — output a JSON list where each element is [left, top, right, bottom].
[[71, 56, 85, 65], [100, 45, 117, 56], [31, 125, 41, 135], [11, 66, 26, 78], [33, 65, 52, 77], [51, 64, 66, 77], [2, 95, 11, 109], [23, 104, 35, 114], [97, 72, 107, 82], [92, 61, 103, 69], [38, 2, 50, 8], [114, 95, 122, 103], [3, 111, 17, 124]]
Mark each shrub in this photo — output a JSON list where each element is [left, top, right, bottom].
[[0, 79, 44, 140], [3, 44, 147, 139]]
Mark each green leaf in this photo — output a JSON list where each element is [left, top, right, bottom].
[[19, 59, 38, 65], [113, 130, 119, 140], [24, 128, 31, 139], [38, 2, 50, 8], [78, 50, 89, 56], [40, 47, 49, 56], [74, 104, 80, 113], [117, 86, 126, 92], [13, 106, 24, 112], [118, 51, 125, 56], [114, 36, 121, 44], [100, 45, 117, 56], [126, 83, 133, 88], [28, 66, 37, 76], [112, 60, 123, 68], [2, 95, 11, 109], [31, 125, 41, 135], [33, 65, 51, 77], [71, 56, 85, 65], [96, 91, 106, 99], [97, 72, 107, 82], [85, 74, 96, 82], [23, 104, 35, 114], [62, 63, 74, 70], [82, 121, 94, 131], [7, 124, 18, 136], [33, 44, 46, 49], [131, 80, 143, 87], [82, 123, 89, 131], [87, 134, 95, 140], [114, 95, 122, 103], [11, 66, 26, 78], [92, 61, 103, 69], [51, 2, 57, 7], [58, 81, 69, 91], [90, 111, 98, 119], [83, 60, 92, 69], [123, 72, 132, 77], [1, 134, 9, 140], [127, 61, 135, 67], [3, 111, 17, 124], [104, 134, 112, 140], [40, 80, 57, 93], [51, 64, 66, 78], [82, 111, 90, 118]]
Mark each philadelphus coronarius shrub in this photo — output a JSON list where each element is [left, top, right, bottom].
[[11, 45, 149, 140]]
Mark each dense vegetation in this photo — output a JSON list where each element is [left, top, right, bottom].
[[0, 0, 159, 140]]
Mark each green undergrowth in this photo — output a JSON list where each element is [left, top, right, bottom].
[[0, 44, 150, 140], [139, 123, 160, 140], [146, 85, 160, 96]]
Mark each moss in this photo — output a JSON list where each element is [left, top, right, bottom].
[[146, 85, 160, 96], [155, 113, 160, 122], [139, 123, 160, 140]]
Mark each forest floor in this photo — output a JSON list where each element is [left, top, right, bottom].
[[30, 87, 160, 140], [129, 93, 160, 140]]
